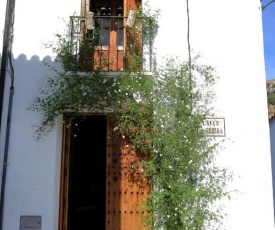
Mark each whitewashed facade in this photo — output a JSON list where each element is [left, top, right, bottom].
[[0, 0, 274, 229]]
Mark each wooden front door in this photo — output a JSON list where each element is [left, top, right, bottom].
[[59, 115, 149, 230]]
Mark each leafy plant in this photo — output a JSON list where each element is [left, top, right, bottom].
[[116, 59, 231, 229], [29, 8, 231, 229]]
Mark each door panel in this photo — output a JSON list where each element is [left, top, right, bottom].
[[106, 117, 148, 230]]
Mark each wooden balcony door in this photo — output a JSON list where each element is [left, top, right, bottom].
[[59, 115, 149, 230], [82, 0, 140, 71], [92, 0, 123, 71]]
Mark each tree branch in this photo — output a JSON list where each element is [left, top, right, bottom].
[[262, 0, 275, 11]]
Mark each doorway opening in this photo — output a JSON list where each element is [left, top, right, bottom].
[[61, 115, 107, 230]]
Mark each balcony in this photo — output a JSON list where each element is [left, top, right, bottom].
[[67, 15, 153, 72]]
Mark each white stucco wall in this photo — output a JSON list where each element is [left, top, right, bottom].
[[0, 1, 80, 229], [0, 0, 273, 229], [151, 0, 274, 229], [193, 2, 274, 229]]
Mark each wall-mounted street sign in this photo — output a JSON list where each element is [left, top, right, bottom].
[[203, 118, 225, 137]]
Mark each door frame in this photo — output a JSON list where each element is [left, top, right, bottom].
[[58, 116, 71, 230]]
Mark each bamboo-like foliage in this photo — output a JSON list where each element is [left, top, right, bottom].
[[29, 8, 231, 229]]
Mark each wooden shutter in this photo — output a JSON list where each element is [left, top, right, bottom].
[[125, 0, 140, 11], [106, 117, 149, 230], [124, 0, 142, 70]]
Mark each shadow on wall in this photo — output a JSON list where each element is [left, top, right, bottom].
[[1, 54, 61, 134], [10, 54, 59, 99], [0, 55, 64, 230]]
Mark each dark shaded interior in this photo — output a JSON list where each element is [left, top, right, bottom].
[[90, 0, 123, 14], [67, 115, 106, 230]]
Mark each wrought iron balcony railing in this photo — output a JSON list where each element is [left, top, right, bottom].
[[67, 15, 153, 72]]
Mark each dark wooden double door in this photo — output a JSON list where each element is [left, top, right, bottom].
[[59, 115, 148, 230]]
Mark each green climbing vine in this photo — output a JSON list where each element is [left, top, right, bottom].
[[29, 7, 231, 230]]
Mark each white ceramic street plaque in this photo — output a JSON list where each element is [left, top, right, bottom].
[[203, 118, 225, 137]]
